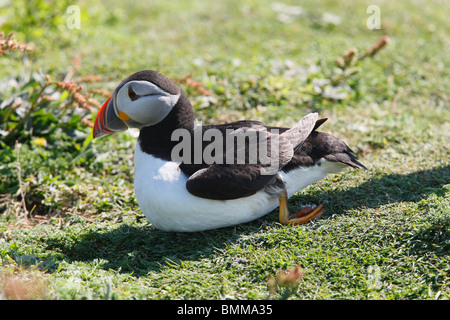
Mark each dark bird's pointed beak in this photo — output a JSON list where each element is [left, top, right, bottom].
[[93, 96, 128, 138]]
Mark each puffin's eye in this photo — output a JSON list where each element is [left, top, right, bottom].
[[128, 86, 139, 101]]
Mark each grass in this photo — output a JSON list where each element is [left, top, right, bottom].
[[0, 0, 449, 300]]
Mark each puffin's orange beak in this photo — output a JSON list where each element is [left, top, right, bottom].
[[93, 96, 128, 138]]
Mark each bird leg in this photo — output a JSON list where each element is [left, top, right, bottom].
[[278, 189, 324, 225]]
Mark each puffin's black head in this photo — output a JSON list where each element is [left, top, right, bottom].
[[93, 70, 182, 138]]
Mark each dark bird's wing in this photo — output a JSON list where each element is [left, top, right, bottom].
[[184, 164, 276, 200], [181, 113, 319, 200]]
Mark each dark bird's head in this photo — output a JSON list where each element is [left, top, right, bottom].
[[93, 70, 186, 138]]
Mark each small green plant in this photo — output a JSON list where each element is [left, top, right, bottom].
[[0, 31, 106, 149], [1, 74, 93, 147]]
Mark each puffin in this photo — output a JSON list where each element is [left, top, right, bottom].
[[93, 70, 366, 232]]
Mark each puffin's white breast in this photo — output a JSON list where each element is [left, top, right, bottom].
[[133, 143, 279, 232]]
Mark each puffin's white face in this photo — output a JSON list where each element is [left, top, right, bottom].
[[115, 80, 180, 129], [93, 78, 180, 138]]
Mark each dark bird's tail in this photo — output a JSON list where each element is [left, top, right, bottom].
[[309, 118, 367, 170], [323, 146, 367, 170], [288, 117, 367, 171]]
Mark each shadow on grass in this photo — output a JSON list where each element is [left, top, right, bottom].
[[48, 220, 265, 277], [50, 165, 448, 276], [296, 164, 449, 256], [298, 165, 449, 214]]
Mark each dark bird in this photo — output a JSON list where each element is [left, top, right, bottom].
[[93, 70, 366, 232]]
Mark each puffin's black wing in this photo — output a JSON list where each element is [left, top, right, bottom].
[[184, 164, 277, 200], [182, 113, 319, 200]]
